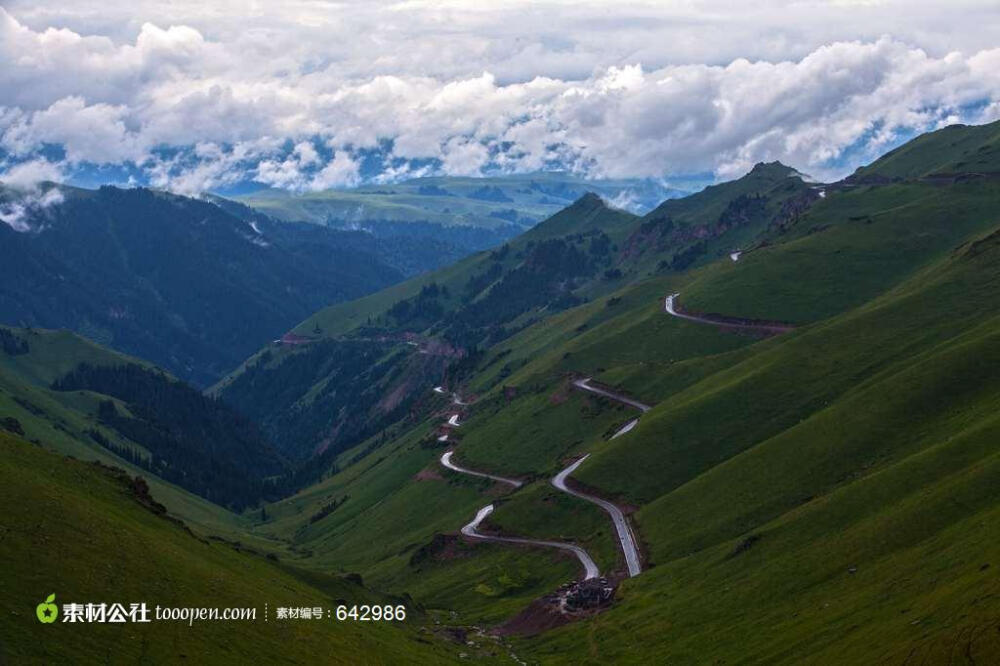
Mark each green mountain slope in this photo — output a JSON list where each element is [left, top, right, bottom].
[[216, 195, 642, 461], [851, 121, 1000, 180], [0, 184, 407, 386], [223, 120, 1000, 663], [0, 432, 461, 664], [216, 162, 817, 463], [0, 326, 285, 511], [518, 228, 1000, 663]]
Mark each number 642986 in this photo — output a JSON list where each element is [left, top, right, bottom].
[[335, 604, 406, 621]]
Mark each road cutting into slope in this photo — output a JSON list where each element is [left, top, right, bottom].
[[441, 378, 652, 579], [436, 389, 601, 583], [552, 455, 642, 578], [441, 450, 523, 488], [665, 292, 795, 334], [461, 504, 600, 580]]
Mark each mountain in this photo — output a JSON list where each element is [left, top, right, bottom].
[[0, 431, 462, 663], [7, 119, 1000, 663], [236, 172, 691, 253], [212, 120, 1000, 662], [214, 163, 809, 462], [850, 120, 1000, 181], [207, 195, 469, 277], [0, 325, 288, 510], [214, 194, 640, 462], [0, 184, 413, 386]]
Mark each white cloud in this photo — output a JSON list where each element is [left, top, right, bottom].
[[0, 2, 999, 192], [0, 158, 66, 231], [309, 152, 361, 190], [0, 157, 64, 188]]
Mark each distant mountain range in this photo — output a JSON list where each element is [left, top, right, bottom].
[[0, 185, 466, 385], [236, 171, 693, 250], [0, 174, 691, 387]]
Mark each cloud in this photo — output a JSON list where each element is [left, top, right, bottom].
[[1, 3, 999, 192], [309, 152, 361, 190], [0, 157, 64, 188], [0, 158, 66, 231]]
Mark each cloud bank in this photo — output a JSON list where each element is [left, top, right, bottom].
[[1, 1, 999, 194]]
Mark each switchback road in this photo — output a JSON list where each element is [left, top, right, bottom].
[[461, 504, 600, 580], [441, 450, 523, 488], [553, 455, 642, 578]]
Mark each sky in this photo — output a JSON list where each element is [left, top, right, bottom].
[[1, 0, 1000, 195]]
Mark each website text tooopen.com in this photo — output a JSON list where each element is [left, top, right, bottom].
[[156, 606, 257, 626]]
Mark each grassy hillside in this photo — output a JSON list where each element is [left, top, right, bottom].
[[0, 432, 463, 664], [0, 326, 290, 545], [516, 235, 1000, 662], [216, 161, 820, 463], [216, 195, 644, 461], [221, 120, 1000, 663], [8, 121, 1000, 663], [852, 120, 1000, 179], [0, 184, 413, 386]]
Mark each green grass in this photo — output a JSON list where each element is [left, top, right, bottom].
[[853, 119, 1000, 179], [13, 122, 1000, 663], [680, 180, 1000, 322], [452, 389, 629, 477], [0, 432, 461, 664], [489, 224, 1000, 662], [487, 481, 622, 574], [0, 326, 284, 552]]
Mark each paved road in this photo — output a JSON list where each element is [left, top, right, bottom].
[[611, 418, 639, 439], [573, 377, 651, 413], [461, 504, 600, 580], [552, 455, 642, 578], [441, 451, 523, 488], [665, 293, 795, 334]]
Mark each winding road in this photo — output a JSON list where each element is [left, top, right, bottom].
[[665, 292, 795, 334], [441, 450, 523, 488], [573, 377, 651, 413], [553, 455, 642, 578], [436, 388, 601, 582], [461, 504, 600, 580], [433, 291, 795, 589], [563, 378, 650, 578]]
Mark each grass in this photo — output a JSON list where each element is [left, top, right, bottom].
[[494, 222, 1000, 661], [853, 119, 1000, 179], [679, 180, 1000, 322], [12, 122, 1000, 663], [487, 481, 622, 574], [0, 432, 462, 664], [0, 326, 283, 551]]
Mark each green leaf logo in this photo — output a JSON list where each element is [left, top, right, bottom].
[[36, 594, 58, 624]]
